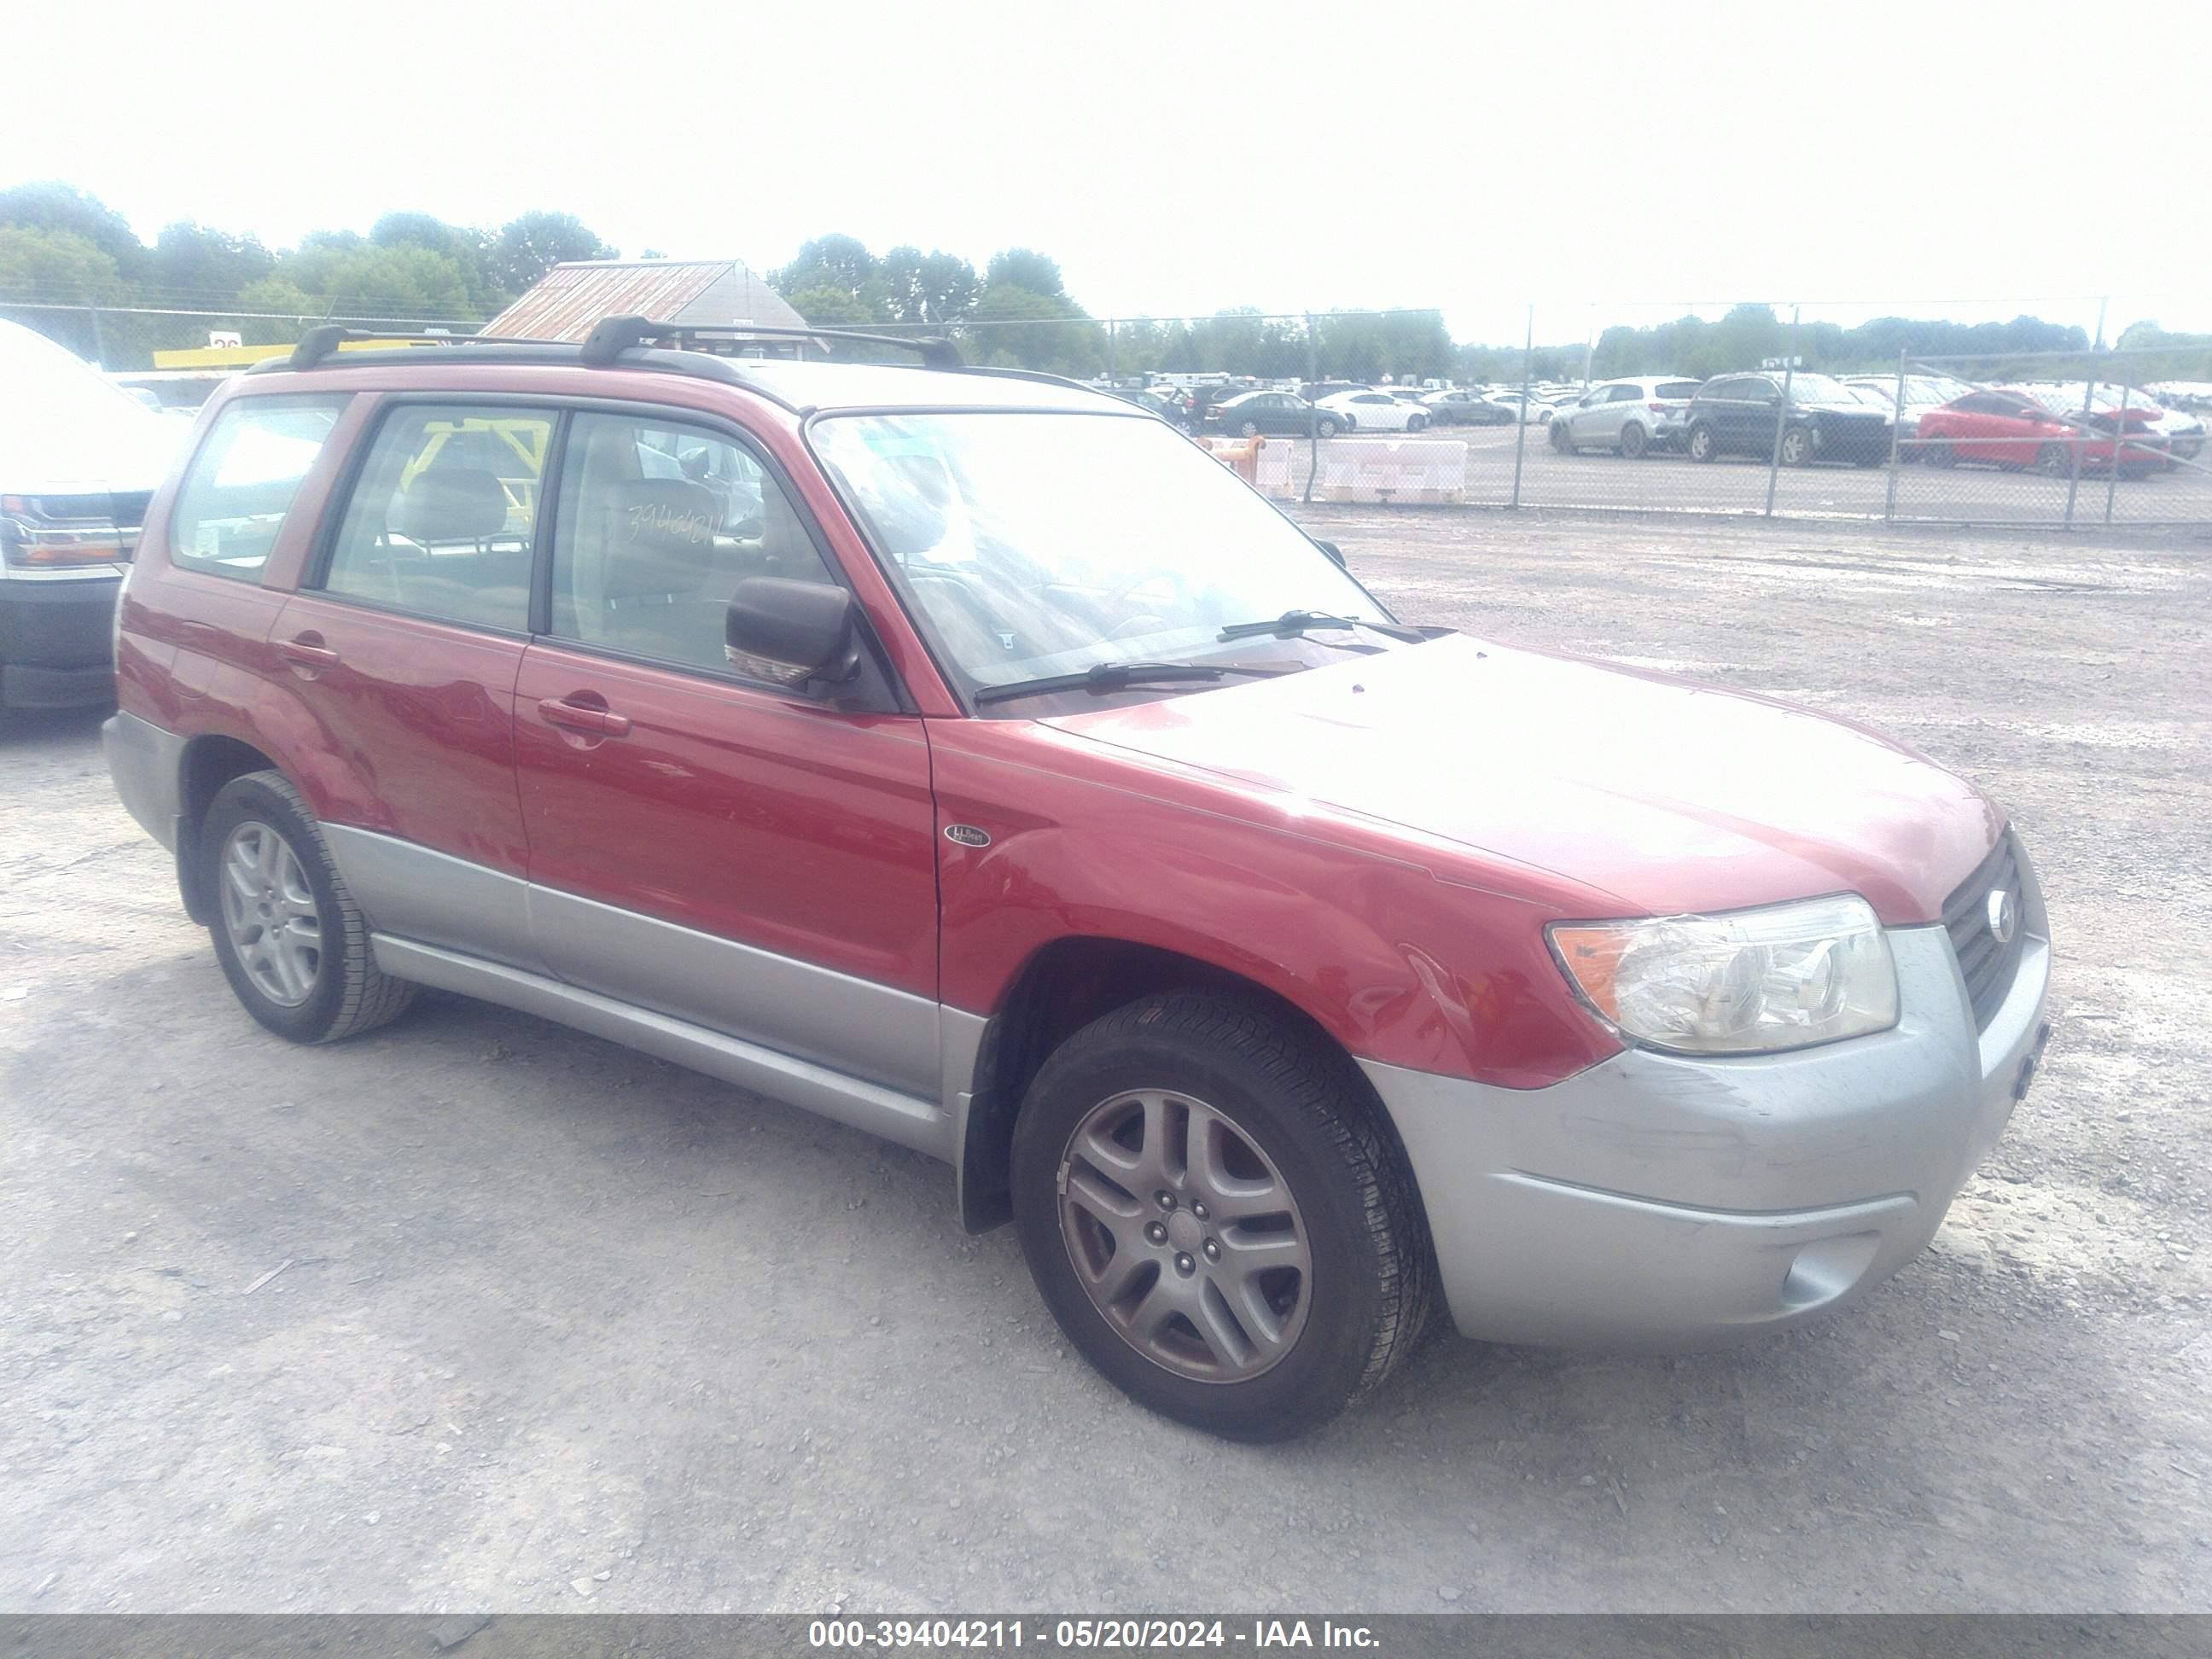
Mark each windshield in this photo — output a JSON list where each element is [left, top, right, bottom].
[[1781, 374, 1857, 403], [811, 411, 1388, 696]]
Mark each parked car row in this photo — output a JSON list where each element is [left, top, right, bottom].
[[1545, 367, 2198, 474]]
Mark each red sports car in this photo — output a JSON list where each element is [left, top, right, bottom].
[[1917, 388, 2168, 476]]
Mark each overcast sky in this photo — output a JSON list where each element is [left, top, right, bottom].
[[14, 0, 2204, 346]]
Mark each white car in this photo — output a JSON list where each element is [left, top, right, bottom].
[[1315, 389, 1431, 433], [1481, 393, 1556, 427], [1550, 375, 1703, 457]]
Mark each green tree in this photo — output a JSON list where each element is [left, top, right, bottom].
[[236, 276, 319, 343], [148, 222, 276, 307], [771, 234, 878, 299], [492, 211, 615, 295], [0, 225, 125, 303], [984, 247, 1065, 301], [786, 282, 876, 327], [372, 212, 503, 311], [965, 282, 1104, 375], [0, 183, 144, 277], [878, 246, 979, 325]]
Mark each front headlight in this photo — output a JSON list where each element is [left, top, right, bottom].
[[1548, 894, 1898, 1056]]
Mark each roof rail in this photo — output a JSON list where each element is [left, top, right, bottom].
[[285, 324, 552, 370], [579, 314, 963, 370]]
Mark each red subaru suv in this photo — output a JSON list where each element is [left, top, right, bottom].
[[105, 317, 2052, 1441]]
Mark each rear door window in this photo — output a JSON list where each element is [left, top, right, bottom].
[[316, 405, 553, 633], [169, 396, 349, 581], [1656, 381, 1701, 399]]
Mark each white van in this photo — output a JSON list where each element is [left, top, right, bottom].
[[0, 321, 184, 711]]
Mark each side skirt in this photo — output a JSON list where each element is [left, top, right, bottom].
[[370, 934, 955, 1162]]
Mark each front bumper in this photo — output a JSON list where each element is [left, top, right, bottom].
[[0, 572, 122, 708], [1365, 890, 2052, 1349]]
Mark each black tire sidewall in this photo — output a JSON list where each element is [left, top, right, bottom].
[[1621, 423, 1647, 458], [1010, 1014, 1395, 1441], [203, 776, 352, 1042]]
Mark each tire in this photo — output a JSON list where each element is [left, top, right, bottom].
[[1316, 418, 1340, 439], [1238, 420, 1260, 439], [1619, 422, 1649, 459], [1010, 992, 1433, 1442], [2036, 442, 2070, 478], [1779, 427, 1813, 467], [1549, 420, 1573, 454], [1686, 422, 1718, 463], [202, 770, 416, 1045], [1408, 414, 1428, 432], [1923, 439, 1956, 468]]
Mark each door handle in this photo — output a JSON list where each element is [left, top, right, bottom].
[[536, 696, 632, 738], [276, 634, 340, 676]]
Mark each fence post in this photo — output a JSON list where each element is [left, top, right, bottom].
[[2105, 382, 2128, 525], [84, 303, 108, 368], [1510, 306, 1534, 509], [1304, 311, 1319, 505], [1883, 347, 1906, 524], [1106, 318, 1116, 380], [1763, 305, 1801, 518], [2064, 299, 2105, 529]]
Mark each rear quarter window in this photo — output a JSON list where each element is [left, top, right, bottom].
[[1656, 381, 1701, 399], [169, 396, 349, 582]]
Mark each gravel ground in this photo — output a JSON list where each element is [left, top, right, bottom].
[[2, 509, 2207, 1615]]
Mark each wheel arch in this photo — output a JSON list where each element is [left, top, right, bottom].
[[175, 733, 282, 925], [954, 935, 1394, 1235]]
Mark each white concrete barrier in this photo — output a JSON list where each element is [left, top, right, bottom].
[[1254, 437, 1469, 504]]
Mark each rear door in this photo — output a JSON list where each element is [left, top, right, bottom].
[[270, 400, 553, 966], [510, 407, 940, 1097]]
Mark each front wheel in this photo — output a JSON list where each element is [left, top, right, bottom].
[[1687, 422, 1718, 463], [1010, 992, 1433, 1442], [1779, 427, 1813, 467], [1549, 420, 1573, 454], [2036, 442, 2070, 477], [203, 771, 416, 1044]]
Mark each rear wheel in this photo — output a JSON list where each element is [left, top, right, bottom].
[[1408, 413, 1428, 432], [1010, 992, 1432, 1442], [203, 771, 416, 1045], [1619, 422, 1649, 459], [1316, 418, 1340, 439], [1686, 422, 1718, 463], [1239, 419, 1260, 439]]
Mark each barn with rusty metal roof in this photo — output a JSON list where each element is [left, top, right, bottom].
[[484, 258, 808, 343]]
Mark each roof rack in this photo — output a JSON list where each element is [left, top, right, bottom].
[[282, 324, 556, 371], [579, 314, 963, 370]]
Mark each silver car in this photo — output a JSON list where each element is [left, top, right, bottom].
[[1551, 375, 1703, 457]]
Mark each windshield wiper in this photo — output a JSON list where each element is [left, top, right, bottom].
[[973, 660, 1281, 707], [1216, 609, 1426, 646]]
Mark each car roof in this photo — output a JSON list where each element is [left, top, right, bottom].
[[240, 346, 1134, 419]]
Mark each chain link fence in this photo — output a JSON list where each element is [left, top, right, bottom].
[[13, 295, 2210, 528]]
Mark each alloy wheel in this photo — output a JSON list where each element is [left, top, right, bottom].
[[1057, 1088, 1313, 1383], [219, 821, 322, 1007]]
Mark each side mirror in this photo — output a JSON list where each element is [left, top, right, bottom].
[[725, 577, 859, 688], [1314, 538, 1347, 568]]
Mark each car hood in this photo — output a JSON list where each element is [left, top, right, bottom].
[[1, 398, 184, 498], [1045, 634, 2000, 925]]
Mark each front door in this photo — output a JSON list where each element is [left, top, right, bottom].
[[509, 409, 941, 1097], [271, 399, 553, 967]]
